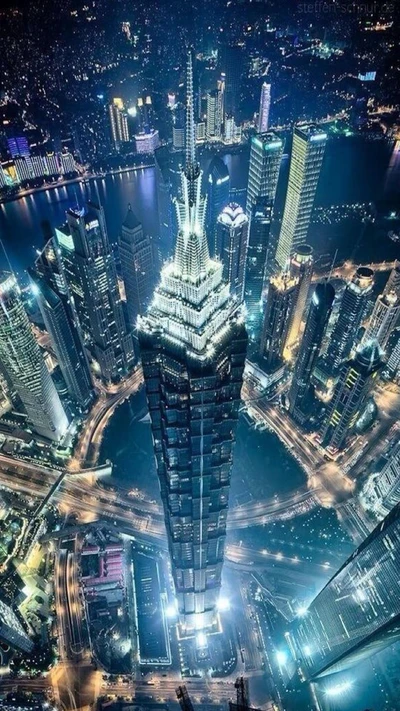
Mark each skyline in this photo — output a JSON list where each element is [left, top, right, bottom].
[[0, 2, 399, 711]]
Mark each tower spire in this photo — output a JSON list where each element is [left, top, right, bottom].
[[184, 49, 200, 206]]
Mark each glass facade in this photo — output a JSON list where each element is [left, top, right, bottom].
[[290, 502, 400, 679]]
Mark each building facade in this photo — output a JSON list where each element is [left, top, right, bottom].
[[118, 205, 155, 328], [288, 282, 334, 422], [245, 132, 283, 218], [138, 53, 247, 635], [321, 340, 382, 452], [290, 501, 400, 679], [55, 202, 135, 382], [205, 157, 230, 256], [108, 98, 129, 150], [0, 273, 69, 441], [284, 245, 314, 354], [244, 201, 275, 338], [216, 203, 249, 302], [275, 125, 327, 270], [257, 82, 271, 133], [260, 272, 299, 372], [362, 290, 400, 349]]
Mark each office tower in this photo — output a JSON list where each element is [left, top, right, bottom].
[[206, 89, 223, 140], [224, 115, 241, 145], [196, 121, 206, 143], [321, 340, 382, 451], [0, 599, 33, 654], [0, 273, 69, 441], [135, 129, 160, 154], [205, 157, 230, 256], [155, 147, 182, 261], [275, 125, 327, 270], [362, 441, 400, 519], [320, 266, 374, 380], [221, 44, 244, 121], [244, 201, 275, 337], [384, 260, 400, 297], [118, 205, 155, 328], [7, 134, 30, 159], [55, 202, 135, 382], [172, 103, 186, 151], [290, 501, 400, 680], [363, 290, 400, 349], [246, 132, 283, 218], [108, 98, 129, 150], [383, 328, 400, 382], [284, 245, 314, 354], [289, 281, 334, 422], [138, 53, 247, 635], [216, 203, 249, 301], [260, 272, 299, 372], [257, 82, 271, 133]]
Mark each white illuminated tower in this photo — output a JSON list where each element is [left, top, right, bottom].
[[138, 52, 247, 636], [0, 273, 68, 441], [257, 82, 271, 133]]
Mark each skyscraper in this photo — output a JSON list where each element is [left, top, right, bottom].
[[362, 290, 400, 349], [244, 201, 275, 337], [383, 328, 400, 382], [284, 245, 314, 355], [290, 501, 400, 679], [321, 340, 382, 452], [257, 82, 271, 133], [221, 44, 244, 122], [0, 599, 33, 654], [288, 282, 334, 422], [206, 89, 223, 140], [246, 132, 283, 218], [155, 146, 181, 261], [260, 272, 299, 372], [320, 267, 374, 380], [0, 273, 69, 441], [138, 52, 247, 635], [275, 125, 327, 270], [361, 440, 400, 519], [55, 201, 135, 382], [205, 157, 230, 256], [216, 203, 249, 301], [118, 205, 155, 328], [383, 260, 400, 298], [108, 98, 129, 151]]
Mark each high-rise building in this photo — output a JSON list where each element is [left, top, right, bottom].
[[260, 272, 299, 372], [32, 238, 94, 409], [0, 273, 69, 441], [154, 146, 179, 261], [135, 129, 160, 154], [320, 267, 374, 380], [321, 340, 383, 451], [172, 104, 186, 151], [383, 328, 400, 382], [290, 501, 400, 679], [0, 599, 33, 653], [118, 205, 155, 328], [138, 53, 247, 635], [257, 82, 271, 133], [288, 282, 334, 422], [205, 157, 230, 256], [108, 98, 129, 150], [284, 245, 314, 355], [244, 201, 275, 338], [216, 203, 249, 301], [275, 125, 327, 270], [55, 202, 135, 382], [206, 89, 223, 140], [246, 132, 283, 218], [362, 290, 400, 349], [384, 260, 400, 298]]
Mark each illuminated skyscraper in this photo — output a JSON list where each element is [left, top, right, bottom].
[[383, 260, 400, 298], [118, 205, 155, 328], [290, 501, 400, 679], [32, 237, 94, 409], [320, 267, 374, 380], [362, 290, 400, 349], [260, 272, 299, 372], [244, 201, 275, 337], [108, 98, 129, 150], [321, 340, 382, 452], [0, 599, 33, 654], [138, 53, 247, 635], [284, 245, 314, 354], [216, 203, 249, 301], [361, 441, 400, 519], [0, 273, 69, 441], [221, 44, 244, 122], [206, 89, 223, 140], [257, 82, 271, 133], [246, 132, 283, 218], [275, 125, 327, 270], [205, 157, 230, 255], [56, 201, 135, 382], [288, 282, 334, 422]]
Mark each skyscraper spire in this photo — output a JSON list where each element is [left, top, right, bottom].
[[184, 49, 199, 189]]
